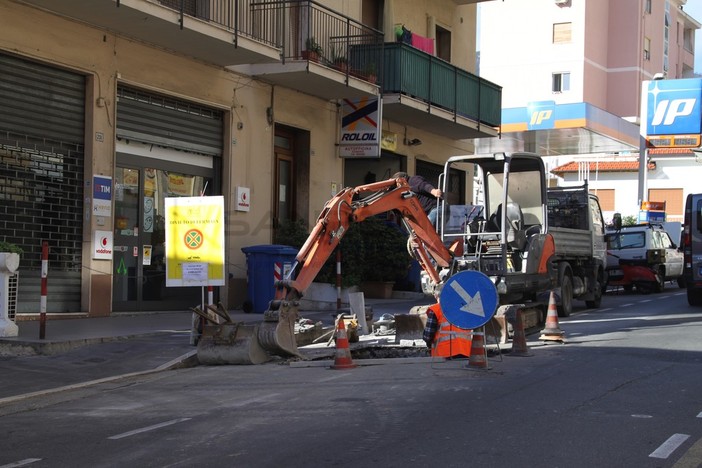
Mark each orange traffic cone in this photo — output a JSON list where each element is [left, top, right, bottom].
[[539, 291, 566, 343], [467, 327, 489, 370], [509, 308, 531, 356], [330, 318, 357, 370]]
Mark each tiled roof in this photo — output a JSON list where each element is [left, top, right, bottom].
[[647, 148, 694, 155], [551, 160, 656, 174]]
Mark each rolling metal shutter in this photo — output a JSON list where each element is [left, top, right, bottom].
[[0, 52, 85, 313], [116, 86, 223, 156]]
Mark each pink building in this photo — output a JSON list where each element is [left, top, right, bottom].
[[477, 0, 701, 222]]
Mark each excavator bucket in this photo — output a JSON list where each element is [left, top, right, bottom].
[[393, 306, 429, 343], [257, 300, 302, 358], [197, 322, 270, 365], [195, 300, 302, 365]]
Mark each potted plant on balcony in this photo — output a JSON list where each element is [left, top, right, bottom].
[[302, 37, 323, 62], [330, 45, 349, 73], [363, 62, 378, 84]]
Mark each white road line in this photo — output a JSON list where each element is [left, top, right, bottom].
[[622, 303, 634, 307], [639, 299, 652, 303], [650, 433, 690, 459], [0, 459, 42, 468], [599, 307, 612, 312], [697, 411, 702, 418], [108, 417, 191, 440], [319, 373, 354, 382]]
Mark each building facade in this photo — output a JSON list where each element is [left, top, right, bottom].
[[477, 0, 700, 223], [0, 0, 500, 316]]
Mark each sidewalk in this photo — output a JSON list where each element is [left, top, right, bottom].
[[0, 296, 431, 404]]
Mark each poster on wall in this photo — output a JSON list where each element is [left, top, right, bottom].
[[164, 196, 225, 287], [339, 97, 381, 158]]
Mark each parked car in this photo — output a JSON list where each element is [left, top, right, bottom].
[[605, 219, 684, 293], [682, 193, 702, 305]]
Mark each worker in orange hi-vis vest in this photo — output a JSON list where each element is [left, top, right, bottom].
[[422, 301, 472, 358]]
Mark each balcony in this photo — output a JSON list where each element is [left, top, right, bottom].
[[231, 1, 383, 101], [380, 43, 501, 140], [17, 0, 281, 66]]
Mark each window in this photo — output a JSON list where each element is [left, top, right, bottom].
[[553, 22, 572, 44], [645, 0, 651, 14], [644, 37, 651, 61], [552, 72, 570, 93], [591, 189, 614, 212], [648, 188, 683, 218]]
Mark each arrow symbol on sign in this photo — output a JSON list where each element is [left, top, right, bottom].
[[449, 281, 485, 317]]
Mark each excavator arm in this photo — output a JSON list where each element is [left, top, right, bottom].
[[279, 176, 454, 301]]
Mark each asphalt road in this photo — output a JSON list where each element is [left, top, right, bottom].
[[1, 288, 701, 467]]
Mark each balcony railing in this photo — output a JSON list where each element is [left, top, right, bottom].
[[155, 0, 280, 47], [155, 0, 384, 81], [382, 43, 502, 128]]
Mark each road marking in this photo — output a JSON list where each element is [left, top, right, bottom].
[[639, 299, 652, 303], [650, 433, 690, 459], [599, 308, 612, 312], [697, 411, 702, 418], [319, 373, 354, 382], [0, 460, 42, 468], [622, 303, 634, 307], [108, 417, 191, 440], [672, 436, 702, 468]]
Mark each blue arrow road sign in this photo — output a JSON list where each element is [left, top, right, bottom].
[[439, 270, 499, 329]]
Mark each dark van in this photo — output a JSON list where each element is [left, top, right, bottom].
[[682, 193, 702, 305]]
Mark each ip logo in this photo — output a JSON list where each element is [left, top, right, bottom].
[[527, 101, 556, 130], [646, 79, 702, 135]]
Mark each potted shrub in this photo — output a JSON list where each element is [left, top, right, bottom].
[[302, 37, 323, 62], [329, 45, 349, 73], [363, 62, 378, 84], [0, 241, 23, 257], [357, 217, 411, 298]]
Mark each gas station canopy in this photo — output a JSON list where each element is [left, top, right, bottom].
[[473, 102, 641, 156]]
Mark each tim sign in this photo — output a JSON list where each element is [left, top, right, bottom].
[[642, 78, 702, 136]]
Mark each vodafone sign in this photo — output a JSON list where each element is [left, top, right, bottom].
[[93, 230, 113, 260]]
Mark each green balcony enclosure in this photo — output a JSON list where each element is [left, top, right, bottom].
[[368, 43, 501, 129]]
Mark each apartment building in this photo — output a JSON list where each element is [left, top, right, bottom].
[[477, 0, 700, 223], [0, 0, 500, 315]]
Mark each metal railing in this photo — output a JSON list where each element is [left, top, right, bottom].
[[382, 43, 502, 128], [156, 0, 384, 81], [152, 0, 500, 122]]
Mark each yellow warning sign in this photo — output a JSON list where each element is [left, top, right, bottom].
[[165, 196, 225, 287]]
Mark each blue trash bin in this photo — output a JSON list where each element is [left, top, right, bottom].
[[241, 244, 298, 313]]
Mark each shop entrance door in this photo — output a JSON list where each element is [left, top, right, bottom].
[[113, 166, 212, 311]]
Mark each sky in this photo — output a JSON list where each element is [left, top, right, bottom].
[[684, 1, 702, 74]]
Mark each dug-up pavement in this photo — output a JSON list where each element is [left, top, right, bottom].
[[0, 295, 520, 406]]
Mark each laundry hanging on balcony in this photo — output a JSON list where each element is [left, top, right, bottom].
[[411, 33, 435, 55], [395, 24, 412, 44]]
